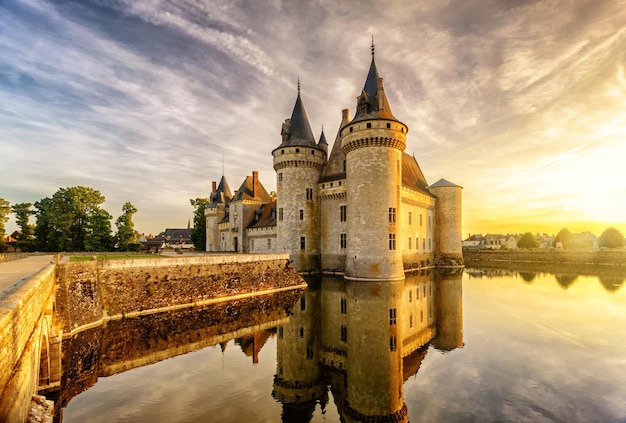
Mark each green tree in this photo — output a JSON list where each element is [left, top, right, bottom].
[[86, 208, 115, 251], [190, 198, 211, 251], [0, 198, 10, 252], [554, 228, 574, 249], [11, 202, 35, 251], [33, 186, 111, 251], [598, 227, 625, 249], [517, 232, 539, 249], [115, 202, 139, 251]]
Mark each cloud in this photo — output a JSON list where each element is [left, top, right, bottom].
[[1, 0, 625, 235]]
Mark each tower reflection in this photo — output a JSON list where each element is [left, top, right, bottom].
[[273, 270, 464, 422]]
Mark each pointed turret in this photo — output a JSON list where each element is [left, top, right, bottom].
[[317, 127, 328, 154], [209, 175, 232, 208], [351, 40, 398, 123], [278, 83, 318, 149]]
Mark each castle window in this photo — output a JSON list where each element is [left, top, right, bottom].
[[330, 182, 333, 187], [416, 288, 419, 300], [306, 188, 313, 200], [306, 347, 314, 360], [295, 148, 300, 153], [339, 181, 342, 186], [300, 327, 304, 338], [389, 234, 396, 250], [267, 239, 271, 249], [389, 207, 396, 223], [389, 308, 397, 325], [340, 205, 347, 222], [278, 173, 283, 182], [311, 149, 315, 155], [301, 296, 306, 311], [281, 149, 284, 154], [409, 290, 413, 303], [340, 233, 347, 249], [300, 237, 306, 250], [409, 211, 413, 225], [300, 209, 304, 220], [410, 314, 413, 328], [420, 214, 423, 226], [341, 298, 347, 314], [341, 325, 347, 342], [387, 122, 391, 129], [279, 208, 283, 221], [350, 126, 353, 133], [367, 122, 371, 128], [408, 237, 412, 250], [390, 336, 397, 352], [343, 160, 346, 172], [428, 215, 432, 230]]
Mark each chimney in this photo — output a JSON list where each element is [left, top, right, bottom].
[[212, 181, 217, 192], [342, 108, 350, 123], [252, 171, 258, 198]]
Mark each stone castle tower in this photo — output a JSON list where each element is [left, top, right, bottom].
[[273, 44, 463, 279], [272, 84, 328, 271]]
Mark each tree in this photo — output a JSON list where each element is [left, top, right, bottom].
[[115, 202, 139, 251], [0, 198, 10, 252], [517, 232, 539, 249], [33, 186, 111, 251], [190, 198, 211, 251], [554, 228, 574, 249], [11, 202, 35, 251], [86, 208, 115, 251], [598, 227, 625, 249]]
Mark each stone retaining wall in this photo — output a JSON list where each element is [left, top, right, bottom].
[[463, 249, 626, 266], [55, 254, 305, 333]]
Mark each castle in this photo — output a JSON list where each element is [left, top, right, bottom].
[[206, 46, 463, 280]]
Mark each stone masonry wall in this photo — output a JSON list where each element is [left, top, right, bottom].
[[56, 254, 305, 333]]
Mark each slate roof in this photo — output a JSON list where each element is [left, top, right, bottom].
[[428, 178, 462, 189], [402, 153, 432, 196], [351, 53, 398, 123], [320, 112, 349, 182], [159, 228, 192, 243], [277, 89, 320, 149], [248, 200, 277, 229], [209, 175, 233, 208], [233, 175, 272, 202]]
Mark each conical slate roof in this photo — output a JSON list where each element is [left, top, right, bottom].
[[352, 50, 398, 123], [209, 175, 232, 207], [428, 178, 463, 189], [278, 88, 319, 149], [320, 111, 350, 182]]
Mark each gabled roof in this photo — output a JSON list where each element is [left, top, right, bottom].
[[248, 200, 277, 229], [233, 175, 272, 202], [209, 175, 232, 208], [402, 153, 431, 196]]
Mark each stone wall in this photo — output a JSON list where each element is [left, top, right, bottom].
[[56, 254, 305, 333], [0, 262, 57, 423], [464, 249, 626, 267]]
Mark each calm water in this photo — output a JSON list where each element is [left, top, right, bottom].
[[59, 269, 626, 423]]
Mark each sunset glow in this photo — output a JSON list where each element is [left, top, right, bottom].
[[0, 0, 625, 238]]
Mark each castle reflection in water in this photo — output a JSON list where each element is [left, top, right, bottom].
[[273, 270, 463, 423], [56, 270, 463, 422]]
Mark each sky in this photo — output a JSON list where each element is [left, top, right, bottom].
[[1, 0, 625, 238]]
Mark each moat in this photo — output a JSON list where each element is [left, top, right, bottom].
[[53, 268, 626, 423]]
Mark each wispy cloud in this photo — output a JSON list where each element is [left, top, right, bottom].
[[1, 0, 625, 235]]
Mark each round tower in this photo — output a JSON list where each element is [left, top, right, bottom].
[[273, 85, 327, 272], [342, 46, 407, 280], [429, 179, 464, 267]]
